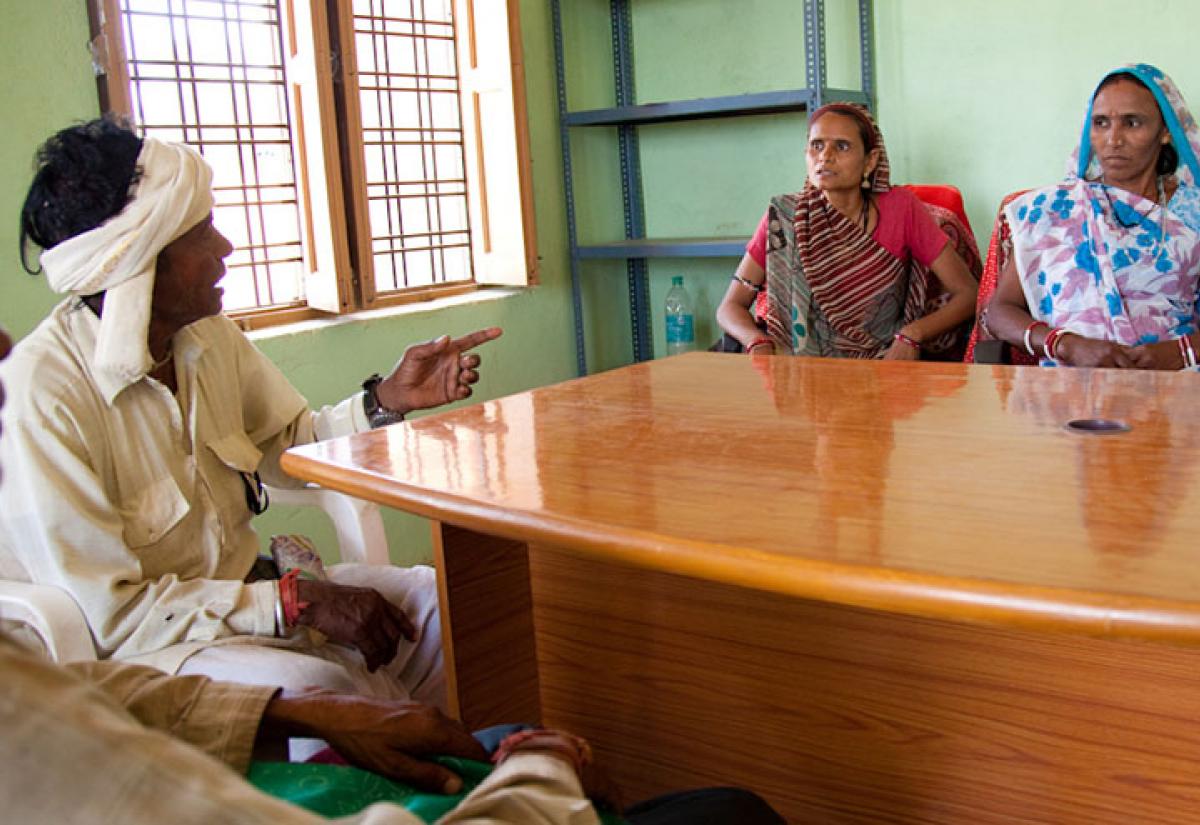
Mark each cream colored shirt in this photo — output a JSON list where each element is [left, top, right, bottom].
[[0, 634, 600, 824], [0, 299, 370, 671]]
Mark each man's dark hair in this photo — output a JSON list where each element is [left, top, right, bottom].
[[19, 116, 143, 274]]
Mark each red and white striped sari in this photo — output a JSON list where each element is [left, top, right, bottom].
[[763, 109, 978, 359]]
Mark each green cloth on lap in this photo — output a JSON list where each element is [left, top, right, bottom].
[[248, 757, 625, 824]]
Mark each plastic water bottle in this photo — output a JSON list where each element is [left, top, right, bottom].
[[664, 275, 695, 356]]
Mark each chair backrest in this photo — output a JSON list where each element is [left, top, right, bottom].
[[964, 190, 1036, 364], [901, 184, 975, 237], [265, 484, 390, 566]]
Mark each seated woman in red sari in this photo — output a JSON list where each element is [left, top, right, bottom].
[[716, 103, 979, 359]]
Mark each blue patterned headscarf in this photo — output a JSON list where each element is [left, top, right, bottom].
[[1070, 63, 1200, 187]]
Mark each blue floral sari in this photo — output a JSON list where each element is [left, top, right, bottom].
[[1006, 63, 1200, 363]]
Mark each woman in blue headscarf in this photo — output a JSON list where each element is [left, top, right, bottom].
[[985, 63, 1200, 369]]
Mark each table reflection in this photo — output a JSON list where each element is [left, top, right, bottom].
[[1002, 367, 1198, 570]]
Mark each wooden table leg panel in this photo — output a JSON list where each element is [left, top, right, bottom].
[[528, 546, 1200, 824], [433, 523, 540, 730]]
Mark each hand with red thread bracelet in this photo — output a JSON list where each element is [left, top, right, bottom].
[[278, 568, 310, 628], [493, 728, 593, 775], [745, 336, 774, 355], [494, 728, 623, 812], [883, 331, 921, 360], [288, 577, 417, 671]]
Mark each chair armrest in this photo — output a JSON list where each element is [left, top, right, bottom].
[[265, 485, 390, 566], [0, 580, 97, 662], [973, 339, 1012, 365]]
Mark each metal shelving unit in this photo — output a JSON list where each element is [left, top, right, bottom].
[[553, 0, 875, 374]]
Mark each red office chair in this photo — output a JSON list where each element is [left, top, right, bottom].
[[903, 183, 974, 236], [964, 190, 1036, 364], [903, 184, 982, 361]]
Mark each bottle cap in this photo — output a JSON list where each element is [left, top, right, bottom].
[[671, 275, 683, 285]]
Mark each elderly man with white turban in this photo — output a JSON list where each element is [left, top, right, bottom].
[[0, 117, 500, 709]]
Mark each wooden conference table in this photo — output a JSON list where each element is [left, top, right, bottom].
[[281, 353, 1200, 824]]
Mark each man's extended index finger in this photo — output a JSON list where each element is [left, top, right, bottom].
[[449, 326, 503, 352]]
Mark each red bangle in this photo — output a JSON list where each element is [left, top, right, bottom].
[[745, 336, 773, 353], [894, 332, 920, 350], [1180, 334, 1197, 368], [1043, 328, 1057, 360], [279, 569, 311, 627], [1043, 327, 1068, 361]]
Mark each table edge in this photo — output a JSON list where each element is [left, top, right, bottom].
[[281, 450, 1200, 647]]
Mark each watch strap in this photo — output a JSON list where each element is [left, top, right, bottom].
[[362, 373, 406, 428]]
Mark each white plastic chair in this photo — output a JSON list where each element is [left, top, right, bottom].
[[0, 485, 389, 662], [265, 484, 389, 567]]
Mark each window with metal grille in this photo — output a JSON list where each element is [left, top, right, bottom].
[[117, 0, 305, 313], [88, 0, 535, 327], [353, 1, 472, 294]]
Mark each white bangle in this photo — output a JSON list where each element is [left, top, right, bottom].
[[1023, 321, 1048, 357], [273, 585, 286, 637], [1181, 333, 1198, 368]]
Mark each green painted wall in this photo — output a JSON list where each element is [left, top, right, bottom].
[[1, 0, 99, 341], [5, 0, 1200, 561]]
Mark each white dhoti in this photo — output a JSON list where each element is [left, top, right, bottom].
[[179, 564, 445, 711]]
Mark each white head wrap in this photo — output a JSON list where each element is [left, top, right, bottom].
[[39, 137, 214, 398]]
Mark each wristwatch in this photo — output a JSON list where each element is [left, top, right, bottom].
[[362, 373, 406, 429]]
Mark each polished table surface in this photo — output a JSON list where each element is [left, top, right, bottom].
[[283, 353, 1200, 644], [282, 354, 1200, 823]]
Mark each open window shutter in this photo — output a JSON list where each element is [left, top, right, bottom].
[[455, 0, 538, 285], [279, 0, 355, 312], [88, 0, 132, 116]]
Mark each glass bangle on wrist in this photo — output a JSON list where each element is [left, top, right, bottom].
[[745, 336, 773, 353], [273, 587, 287, 637], [362, 373, 406, 429], [1023, 321, 1049, 356]]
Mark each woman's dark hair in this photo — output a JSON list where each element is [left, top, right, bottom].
[[1158, 142, 1180, 176], [1094, 72, 1178, 176], [809, 102, 876, 153], [19, 116, 143, 274]]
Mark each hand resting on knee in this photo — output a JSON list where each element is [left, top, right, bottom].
[[258, 689, 486, 793], [295, 579, 416, 671]]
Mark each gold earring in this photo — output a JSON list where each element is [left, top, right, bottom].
[[862, 172, 872, 189]]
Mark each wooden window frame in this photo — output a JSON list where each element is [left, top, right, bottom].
[[86, 0, 537, 329]]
